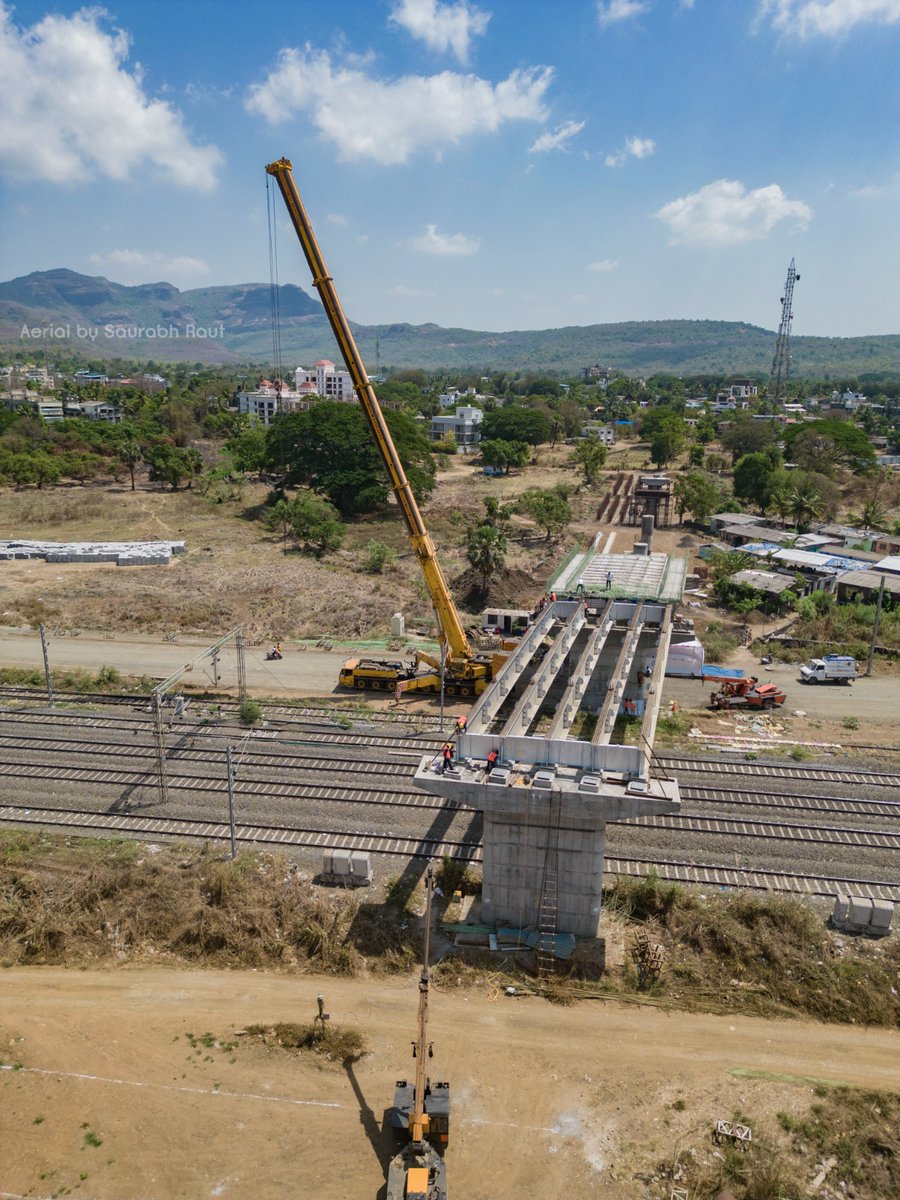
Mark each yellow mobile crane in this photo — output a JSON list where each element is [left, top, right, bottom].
[[386, 866, 449, 1200], [266, 158, 498, 697]]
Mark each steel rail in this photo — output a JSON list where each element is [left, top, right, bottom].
[[0, 802, 895, 900]]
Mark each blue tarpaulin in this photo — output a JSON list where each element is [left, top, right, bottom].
[[703, 664, 746, 680]]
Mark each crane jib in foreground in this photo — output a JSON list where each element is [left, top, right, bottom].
[[265, 157, 494, 697]]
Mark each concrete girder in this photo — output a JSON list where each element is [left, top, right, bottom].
[[545, 603, 614, 741], [465, 603, 576, 735], [500, 603, 586, 738], [637, 607, 673, 768], [592, 603, 644, 745]]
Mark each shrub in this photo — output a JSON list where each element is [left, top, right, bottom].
[[239, 699, 262, 726], [362, 541, 396, 574]]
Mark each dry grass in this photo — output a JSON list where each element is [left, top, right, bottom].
[[0, 832, 419, 973], [605, 873, 900, 1026], [241, 1021, 366, 1063]]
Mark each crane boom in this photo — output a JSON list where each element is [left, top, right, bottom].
[[265, 157, 474, 665]]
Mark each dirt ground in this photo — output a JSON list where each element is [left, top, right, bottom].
[[2, 966, 898, 1200]]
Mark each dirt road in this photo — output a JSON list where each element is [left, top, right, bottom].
[[2, 967, 898, 1200], [0, 626, 344, 697], [660, 662, 899, 722], [3, 625, 896, 729]]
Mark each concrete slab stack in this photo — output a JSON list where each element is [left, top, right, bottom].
[[0, 539, 185, 566]]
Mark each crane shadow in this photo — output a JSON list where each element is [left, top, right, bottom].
[[343, 1057, 394, 1200]]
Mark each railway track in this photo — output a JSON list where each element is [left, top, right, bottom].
[[0, 707, 441, 754], [656, 755, 900, 789], [3, 729, 900, 821], [0, 686, 448, 731], [1, 800, 894, 901], [1, 759, 898, 857]]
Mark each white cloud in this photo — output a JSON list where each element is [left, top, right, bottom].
[[411, 224, 480, 255], [655, 179, 812, 245], [588, 259, 618, 271], [529, 119, 586, 154], [597, 0, 650, 26], [0, 3, 222, 189], [389, 0, 490, 63], [327, 213, 349, 225], [88, 249, 210, 284], [605, 134, 655, 167], [246, 45, 552, 165], [759, 0, 900, 37]]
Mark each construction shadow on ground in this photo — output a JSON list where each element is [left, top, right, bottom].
[[343, 1058, 395, 1200]]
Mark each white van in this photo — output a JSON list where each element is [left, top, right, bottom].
[[799, 655, 858, 684]]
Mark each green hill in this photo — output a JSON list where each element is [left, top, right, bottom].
[[2, 269, 899, 377]]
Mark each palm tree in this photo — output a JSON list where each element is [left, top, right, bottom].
[[788, 480, 821, 532], [766, 485, 793, 527], [466, 524, 508, 593]]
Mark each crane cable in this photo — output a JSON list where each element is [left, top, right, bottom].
[[265, 172, 285, 389], [265, 170, 289, 553]]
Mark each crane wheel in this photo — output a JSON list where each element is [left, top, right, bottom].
[[446, 684, 458, 696], [355, 680, 366, 689], [370, 681, 382, 690], [460, 686, 472, 697]]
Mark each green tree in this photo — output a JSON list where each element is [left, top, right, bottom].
[[673, 471, 726, 523], [117, 438, 142, 491], [649, 420, 687, 468], [266, 492, 345, 555], [719, 416, 775, 464], [31, 452, 62, 489], [143, 445, 203, 491], [225, 423, 268, 475], [481, 405, 551, 446], [569, 438, 607, 486], [788, 479, 822, 532], [480, 438, 529, 474], [519, 487, 573, 540], [466, 523, 508, 592], [733, 452, 777, 509], [267, 402, 435, 516], [783, 419, 876, 473]]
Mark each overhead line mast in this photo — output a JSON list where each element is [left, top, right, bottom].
[[770, 258, 800, 404]]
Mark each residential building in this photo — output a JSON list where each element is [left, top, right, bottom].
[[429, 405, 483, 451], [295, 360, 356, 400], [237, 379, 298, 425], [81, 400, 122, 423], [1, 393, 63, 420], [579, 421, 617, 445]]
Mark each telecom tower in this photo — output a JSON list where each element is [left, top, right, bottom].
[[770, 258, 800, 403]]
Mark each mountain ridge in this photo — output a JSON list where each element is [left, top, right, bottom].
[[2, 269, 899, 377]]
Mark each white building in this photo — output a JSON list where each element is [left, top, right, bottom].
[[236, 379, 300, 425], [295, 360, 356, 400], [579, 421, 617, 445], [429, 405, 483, 451]]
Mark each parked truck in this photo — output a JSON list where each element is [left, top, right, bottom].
[[799, 655, 858, 685]]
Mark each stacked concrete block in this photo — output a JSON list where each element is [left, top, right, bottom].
[[832, 892, 894, 935], [0, 539, 183, 567]]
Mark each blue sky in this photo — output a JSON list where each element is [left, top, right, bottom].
[[1, 0, 899, 338]]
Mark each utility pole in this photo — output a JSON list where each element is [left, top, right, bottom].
[[235, 628, 247, 701], [439, 639, 446, 732], [770, 258, 800, 405], [153, 692, 169, 804], [225, 744, 237, 859], [38, 623, 53, 708], [866, 574, 886, 677]]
